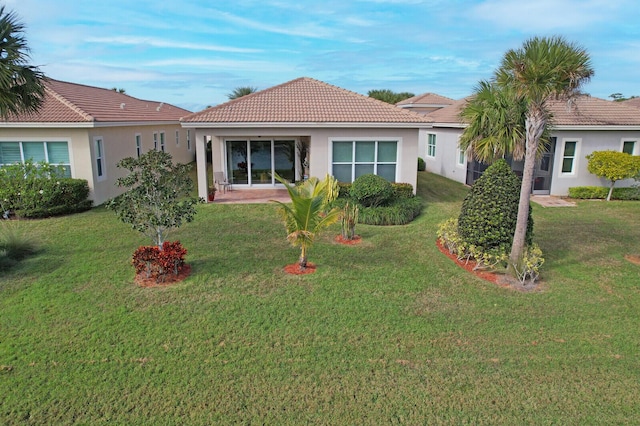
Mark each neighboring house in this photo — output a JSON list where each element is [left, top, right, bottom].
[[396, 92, 455, 115], [0, 79, 194, 205], [408, 95, 640, 196], [181, 77, 433, 201]]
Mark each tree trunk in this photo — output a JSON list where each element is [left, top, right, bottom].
[[508, 112, 544, 275], [299, 246, 307, 270], [607, 182, 615, 201]]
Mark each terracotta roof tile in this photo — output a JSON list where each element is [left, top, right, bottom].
[[183, 77, 432, 124], [621, 97, 640, 109], [3, 79, 191, 123], [396, 92, 455, 106], [427, 95, 640, 127]]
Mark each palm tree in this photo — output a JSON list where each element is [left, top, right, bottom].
[[272, 173, 341, 270], [227, 86, 257, 100], [495, 36, 593, 271], [0, 6, 46, 119]]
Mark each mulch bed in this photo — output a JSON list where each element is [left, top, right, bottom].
[[334, 235, 362, 245], [283, 262, 317, 275], [625, 254, 640, 265], [134, 264, 192, 287]]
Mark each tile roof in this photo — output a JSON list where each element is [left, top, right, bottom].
[[427, 95, 640, 127], [396, 92, 455, 106], [183, 77, 432, 125], [2, 79, 191, 124], [621, 97, 640, 109]]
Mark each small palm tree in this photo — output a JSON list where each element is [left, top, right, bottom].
[[227, 86, 257, 100], [0, 6, 46, 119], [272, 174, 341, 270]]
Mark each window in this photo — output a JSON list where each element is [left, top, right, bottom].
[[175, 130, 180, 146], [457, 147, 466, 166], [153, 132, 158, 150], [135, 134, 141, 158], [332, 139, 398, 183], [561, 140, 578, 174], [160, 132, 165, 152], [622, 140, 637, 155], [427, 134, 436, 158], [94, 137, 105, 180], [187, 130, 191, 151], [0, 141, 71, 177]]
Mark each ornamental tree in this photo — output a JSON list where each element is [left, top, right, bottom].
[[586, 150, 640, 201], [106, 150, 201, 249]]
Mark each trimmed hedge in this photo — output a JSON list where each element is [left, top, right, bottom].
[[568, 186, 640, 200], [418, 157, 426, 171], [350, 174, 394, 207]]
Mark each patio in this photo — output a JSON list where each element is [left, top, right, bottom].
[[211, 188, 289, 204]]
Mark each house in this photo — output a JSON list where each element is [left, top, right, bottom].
[[181, 77, 433, 201], [0, 79, 195, 205], [396, 92, 455, 115], [408, 95, 640, 196]]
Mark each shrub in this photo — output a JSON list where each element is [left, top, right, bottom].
[[132, 241, 187, 282], [0, 161, 92, 218], [0, 222, 38, 271], [350, 174, 394, 207], [358, 196, 422, 225], [392, 183, 414, 199], [568, 186, 640, 200], [417, 157, 426, 171], [340, 201, 359, 240], [585, 150, 640, 201], [458, 159, 532, 251]]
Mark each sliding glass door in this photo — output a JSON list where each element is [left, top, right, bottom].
[[226, 139, 296, 186]]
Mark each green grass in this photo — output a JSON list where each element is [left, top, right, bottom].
[[1, 171, 639, 424]]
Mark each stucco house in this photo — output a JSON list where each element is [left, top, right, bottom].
[[407, 95, 640, 196], [396, 92, 455, 115], [0, 79, 195, 205], [181, 77, 433, 201]]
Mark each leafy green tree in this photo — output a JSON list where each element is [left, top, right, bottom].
[[272, 173, 341, 270], [0, 5, 46, 119], [227, 86, 257, 100], [367, 89, 414, 104], [586, 151, 640, 201], [495, 36, 594, 273], [106, 150, 201, 249]]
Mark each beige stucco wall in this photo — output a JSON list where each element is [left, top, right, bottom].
[[1, 123, 195, 205], [192, 126, 421, 199]]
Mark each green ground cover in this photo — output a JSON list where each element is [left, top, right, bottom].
[[1, 172, 639, 424]]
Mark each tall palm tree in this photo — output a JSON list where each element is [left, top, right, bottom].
[[272, 173, 341, 270], [227, 86, 257, 100], [0, 6, 46, 119], [495, 36, 593, 271]]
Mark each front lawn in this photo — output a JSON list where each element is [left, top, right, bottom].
[[1, 172, 639, 424]]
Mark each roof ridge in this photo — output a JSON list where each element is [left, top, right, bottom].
[[44, 81, 95, 122]]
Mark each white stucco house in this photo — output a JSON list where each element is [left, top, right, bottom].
[[0, 79, 195, 205], [181, 77, 433, 202], [408, 95, 640, 196]]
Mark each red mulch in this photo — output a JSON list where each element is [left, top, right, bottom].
[[435, 239, 503, 285], [334, 235, 362, 245], [283, 262, 317, 275], [135, 264, 192, 287], [625, 254, 640, 265]]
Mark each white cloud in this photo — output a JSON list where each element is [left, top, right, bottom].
[[85, 36, 262, 54]]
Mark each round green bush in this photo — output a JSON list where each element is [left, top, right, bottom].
[[417, 157, 426, 171], [458, 159, 532, 251], [350, 174, 394, 207]]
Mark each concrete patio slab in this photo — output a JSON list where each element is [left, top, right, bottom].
[[531, 195, 576, 208]]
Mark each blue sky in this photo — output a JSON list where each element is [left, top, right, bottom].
[[10, 0, 640, 112]]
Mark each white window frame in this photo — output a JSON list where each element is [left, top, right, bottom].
[[135, 133, 141, 158], [329, 138, 400, 183], [187, 130, 191, 151], [427, 133, 436, 158], [153, 132, 158, 150], [175, 130, 180, 147], [0, 139, 72, 177], [456, 145, 466, 167], [560, 139, 580, 175], [160, 132, 166, 152], [94, 137, 106, 181], [621, 139, 638, 155]]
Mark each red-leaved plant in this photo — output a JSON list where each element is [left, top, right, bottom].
[[132, 241, 187, 282]]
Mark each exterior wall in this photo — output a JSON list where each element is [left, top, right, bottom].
[[194, 126, 421, 194], [0, 123, 195, 205], [549, 129, 640, 196], [423, 127, 467, 185]]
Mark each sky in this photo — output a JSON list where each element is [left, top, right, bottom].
[[9, 0, 640, 112]]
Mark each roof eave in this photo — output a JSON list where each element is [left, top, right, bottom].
[[180, 121, 432, 129], [552, 125, 640, 131]]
